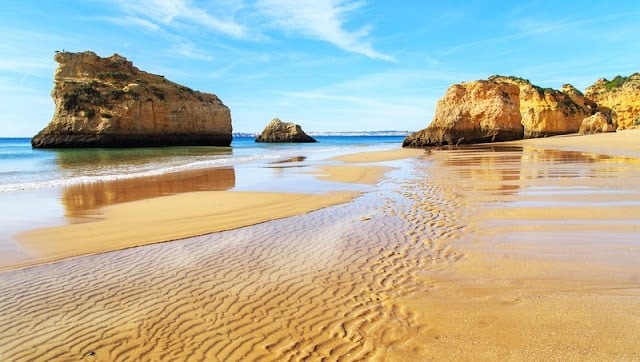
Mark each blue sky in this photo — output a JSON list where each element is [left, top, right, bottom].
[[1, 1, 639, 136]]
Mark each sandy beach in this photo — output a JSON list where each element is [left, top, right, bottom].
[[1, 133, 639, 360]]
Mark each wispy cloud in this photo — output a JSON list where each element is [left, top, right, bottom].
[[262, 68, 469, 131], [104, 16, 161, 32], [441, 11, 640, 57], [255, 0, 394, 61], [105, 0, 392, 61], [266, 89, 432, 131], [112, 0, 246, 38], [171, 42, 214, 61]]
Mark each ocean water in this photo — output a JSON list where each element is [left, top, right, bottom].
[[0, 136, 406, 193]]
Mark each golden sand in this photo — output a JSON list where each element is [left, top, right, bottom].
[[61, 166, 237, 217], [333, 147, 424, 163], [508, 129, 640, 158], [396, 141, 640, 360], [315, 165, 393, 185], [1, 134, 640, 360], [17, 191, 359, 268], [13, 158, 405, 270]]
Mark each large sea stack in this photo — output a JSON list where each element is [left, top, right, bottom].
[[32, 51, 232, 148], [255, 118, 316, 143]]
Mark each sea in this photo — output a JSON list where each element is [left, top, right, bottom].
[[0, 134, 411, 266], [0, 134, 408, 193]]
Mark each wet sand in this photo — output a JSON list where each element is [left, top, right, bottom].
[[13, 162, 403, 270], [1, 133, 640, 360], [508, 129, 640, 158]]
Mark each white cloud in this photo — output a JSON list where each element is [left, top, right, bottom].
[[442, 11, 640, 58], [255, 0, 393, 61], [113, 0, 246, 38], [105, 16, 161, 32], [172, 42, 214, 61], [106, 0, 392, 61]]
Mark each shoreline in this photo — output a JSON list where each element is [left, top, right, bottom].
[[508, 129, 640, 158], [1, 132, 639, 360], [7, 147, 423, 271]]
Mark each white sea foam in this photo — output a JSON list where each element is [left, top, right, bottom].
[[0, 137, 402, 193], [0, 152, 285, 193]]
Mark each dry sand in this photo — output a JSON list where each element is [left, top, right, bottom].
[[1, 134, 640, 360]]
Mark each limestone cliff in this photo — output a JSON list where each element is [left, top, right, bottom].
[[32, 51, 232, 148], [585, 73, 640, 130], [489, 76, 593, 138], [402, 80, 523, 147], [255, 118, 317, 143], [403, 75, 605, 148]]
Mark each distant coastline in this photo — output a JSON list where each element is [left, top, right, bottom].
[[233, 130, 412, 137]]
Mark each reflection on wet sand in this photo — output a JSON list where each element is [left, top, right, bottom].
[[428, 142, 640, 277], [2, 143, 640, 360], [271, 156, 307, 164], [437, 144, 640, 197], [61, 167, 235, 218], [53, 146, 232, 173]]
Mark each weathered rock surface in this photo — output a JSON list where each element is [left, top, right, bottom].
[[255, 118, 316, 143], [32, 51, 232, 148], [403, 75, 609, 148], [579, 112, 616, 134], [585, 73, 640, 130], [402, 80, 523, 147], [490, 76, 593, 138]]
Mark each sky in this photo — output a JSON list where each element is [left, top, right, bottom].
[[1, 1, 639, 136]]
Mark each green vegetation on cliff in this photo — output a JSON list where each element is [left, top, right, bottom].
[[605, 75, 629, 90]]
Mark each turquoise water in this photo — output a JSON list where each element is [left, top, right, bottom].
[[0, 136, 406, 193]]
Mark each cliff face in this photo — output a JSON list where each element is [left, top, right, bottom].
[[32, 51, 232, 148], [255, 118, 316, 143], [489, 76, 593, 138], [402, 80, 523, 147], [585, 73, 640, 130], [403, 75, 611, 148]]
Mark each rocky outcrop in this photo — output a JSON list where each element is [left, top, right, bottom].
[[402, 80, 523, 147], [403, 75, 607, 148], [489, 76, 593, 138], [255, 118, 316, 143], [585, 73, 640, 130], [32, 51, 232, 148], [579, 112, 616, 134]]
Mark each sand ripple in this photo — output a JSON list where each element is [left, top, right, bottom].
[[0, 159, 467, 361]]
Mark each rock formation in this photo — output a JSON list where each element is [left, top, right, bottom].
[[32, 51, 232, 148], [402, 80, 523, 147], [489, 76, 593, 138], [255, 118, 316, 143], [585, 73, 640, 130], [579, 112, 616, 134], [403, 75, 616, 148]]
